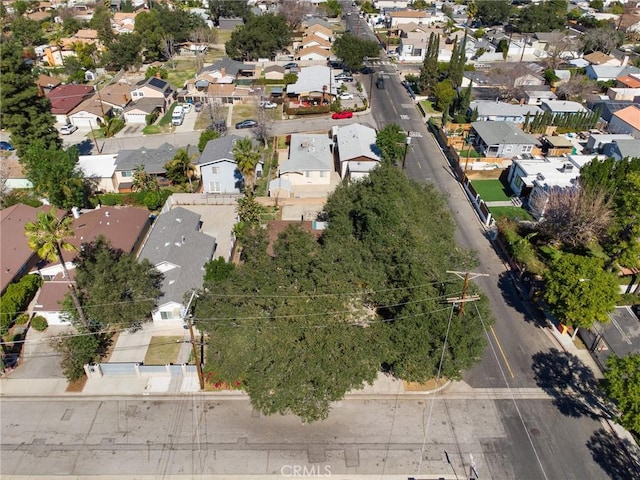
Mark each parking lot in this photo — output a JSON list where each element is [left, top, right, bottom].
[[581, 306, 640, 365]]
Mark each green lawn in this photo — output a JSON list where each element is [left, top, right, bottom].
[[489, 206, 533, 222], [471, 179, 512, 202], [420, 99, 439, 114], [144, 336, 183, 365]]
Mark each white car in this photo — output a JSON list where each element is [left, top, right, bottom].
[[60, 124, 78, 135], [259, 101, 278, 109], [182, 103, 192, 113], [339, 93, 354, 100]]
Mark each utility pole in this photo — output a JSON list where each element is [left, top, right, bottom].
[[446, 271, 489, 316], [184, 291, 205, 390]]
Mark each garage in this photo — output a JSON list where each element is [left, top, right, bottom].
[[124, 111, 148, 124]]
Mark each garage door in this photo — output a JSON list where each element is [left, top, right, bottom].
[[125, 113, 147, 124], [69, 116, 96, 128]]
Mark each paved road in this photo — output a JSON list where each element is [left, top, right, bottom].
[[0, 394, 618, 479]]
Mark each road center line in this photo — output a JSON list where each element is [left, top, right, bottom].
[[490, 325, 515, 378]]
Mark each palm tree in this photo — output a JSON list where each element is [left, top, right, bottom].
[[131, 164, 158, 193], [25, 209, 88, 329], [165, 148, 199, 192], [233, 137, 261, 193]]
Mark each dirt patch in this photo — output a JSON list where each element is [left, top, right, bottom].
[[101, 331, 120, 362], [403, 378, 448, 391], [66, 376, 87, 392], [465, 169, 506, 180]]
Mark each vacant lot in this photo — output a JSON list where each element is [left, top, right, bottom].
[[144, 336, 182, 365]]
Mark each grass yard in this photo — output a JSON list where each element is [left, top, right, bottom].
[[420, 99, 439, 114], [231, 103, 257, 125], [142, 125, 161, 135], [144, 336, 183, 365], [471, 179, 512, 202], [489, 206, 533, 222]]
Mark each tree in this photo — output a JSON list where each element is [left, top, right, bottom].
[[51, 332, 105, 381], [555, 73, 597, 101], [0, 39, 60, 156], [432, 79, 456, 111], [104, 33, 142, 70], [25, 209, 89, 329], [602, 353, 640, 435], [198, 129, 220, 152], [68, 238, 163, 330], [225, 14, 292, 61], [164, 148, 198, 191], [323, 0, 342, 18], [419, 32, 440, 94], [233, 137, 261, 193], [581, 26, 624, 55], [543, 253, 618, 338], [516, 0, 568, 33], [131, 164, 158, 193], [20, 142, 88, 209], [332, 34, 380, 72], [89, 4, 114, 44], [209, 0, 250, 25], [203, 257, 235, 283], [607, 171, 640, 271], [375, 123, 406, 165], [10, 17, 45, 47], [475, 0, 512, 26], [277, 0, 311, 29]]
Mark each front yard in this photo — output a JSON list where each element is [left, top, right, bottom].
[[471, 179, 512, 202], [144, 336, 183, 365]]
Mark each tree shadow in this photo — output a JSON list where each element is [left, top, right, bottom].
[[75, 139, 95, 155], [495, 271, 542, 325], [531, 348, 614, 420], [587, 428, 640, 479]]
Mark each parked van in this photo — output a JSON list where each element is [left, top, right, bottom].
[[172, 106, 184, 126]]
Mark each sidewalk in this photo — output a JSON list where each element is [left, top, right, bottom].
[[543, 320, 604, 379]]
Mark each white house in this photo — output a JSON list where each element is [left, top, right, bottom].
[[332, 124, 381, 180], [78, 154, 118, 193]]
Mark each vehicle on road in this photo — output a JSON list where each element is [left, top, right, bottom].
[[183, 103, 192, 113], [59, 124, 78, 135], [376, 76, 385, 89], [335, 73, 354, 82], [235, 119, 258, 129], [339, 93, 354, 100], [0, 141, 14, 151], [194, 101, 204, 112], [332, 111, 353, 120], [259, 101, 278, 109]]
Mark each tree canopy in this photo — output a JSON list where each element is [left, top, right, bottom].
[[375, 123, 407, 165], [225, 14, 292, 61], [515, 0, 568, 33], [195, 164, 488, 422], [475, 0, 512, 26], [603, 353, 640, 435], [332, 34, 380, 71]]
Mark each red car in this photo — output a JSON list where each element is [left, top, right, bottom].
[[332, 110, 353, 120]]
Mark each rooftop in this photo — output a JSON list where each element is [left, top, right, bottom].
[[335, 124, 381, 162], [471, 121, 540, 146], [281, 134, 333, 175], [613, 104, 640, 128]]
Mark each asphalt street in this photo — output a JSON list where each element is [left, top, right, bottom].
[[0, 395, 617, 479]]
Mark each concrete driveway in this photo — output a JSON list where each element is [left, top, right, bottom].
[[7, 325, 67, 379], [108, 322, 190, 364]]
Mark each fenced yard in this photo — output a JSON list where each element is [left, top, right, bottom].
[[489, 206, 533, 222], [471, 179, 512, 202]]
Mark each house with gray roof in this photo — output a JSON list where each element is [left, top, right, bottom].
[[114, 143, 198, 192], [540, 100, 587, 115], [602, 139, 640, 160], [196, 135, 263, 194], [138, 207, 216, 325], [199, 57, 253, 81], [286, 65, 339, 98], [468, 101, 541, 123], [332, 124, 381, 180], [585, 133, 635, 152], [470, 121, 541, 158], [585, 64, 640, 81]]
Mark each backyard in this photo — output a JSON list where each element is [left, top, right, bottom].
[[489, 206, 533, 222]]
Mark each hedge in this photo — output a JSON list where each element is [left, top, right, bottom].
[[94, 190, 172, 210], [31, 316, 48, 331], [285, 105, 331, 116], [0, 274, 42, 334]]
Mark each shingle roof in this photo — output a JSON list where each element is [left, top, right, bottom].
[[616, 75, 640, 88], [471, 121, 540, 146], [390, 10, 429, 18], [138, 207, 216, 305], [196, 135, 250, 166], [608, 139, 640, 158], [286, 65, 339, 95], [116, 143, 198, 174], [336, 124, 381, 162], [469, 101, 541, 118], [281, 134, 332, 175], [201, 57, 247, 76], [46, 84, 95, 114], [613, 104, 640, 129]]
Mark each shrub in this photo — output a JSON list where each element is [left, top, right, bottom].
[[286, 105, 331, 116], [0, 275, 42, 334], [14, 314, 29, 325], [31, 316, 48, 331], [145, 111, 159, 125]]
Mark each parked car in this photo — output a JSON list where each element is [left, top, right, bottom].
[[335, 73, 354, 82], [235, 119, 258, 129], [194, 101, 204, 112], [284, 62, 299, 70], [182, 103, 192, 113], [0, 141, 15, 151], [259, 100, 278, 109], [59, 124, 78, 135], [339, 93, 354, 100], [332, 111, 353, 120]]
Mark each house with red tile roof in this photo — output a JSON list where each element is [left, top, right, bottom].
[[616, 74, 640, 88], [46, 84, 95, 124], [608, 104, 640, 138]]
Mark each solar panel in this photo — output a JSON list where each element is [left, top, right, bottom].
[[148, 77, 167, 90]]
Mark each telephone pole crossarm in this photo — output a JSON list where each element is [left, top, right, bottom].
[[446, 271, 489, 316]]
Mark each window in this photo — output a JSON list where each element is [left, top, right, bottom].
[[504, 145, 513, 153], [305, 171, 311, 177], [160, 311, 174, 320], [42, 275, 55, 281], [522, 145, 533, 153], [212, 166, 220, 174], [209, 181, 221, 193], [121, 170, 133, 177], [320, 171, 328, 178]]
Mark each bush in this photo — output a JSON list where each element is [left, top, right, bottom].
[[0, 274, 42, 334], [145, 111, 159, 126], [199, 129, 220, 152], [14, 314, 29, 325], [285, 105, 331, 116], [31, 316, 48, 331]]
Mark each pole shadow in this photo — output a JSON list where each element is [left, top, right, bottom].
[[587, 428, 640, 479], [531, 348, 614, 420]]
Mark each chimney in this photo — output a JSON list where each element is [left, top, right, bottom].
[[221, 67, 226, 77], [156, 71, 161, 79], [71, 206, 81, 219]]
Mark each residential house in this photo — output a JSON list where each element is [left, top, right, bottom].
[[218, 17, 244, 30], [300, 34, 331, 51], [585, 133, 635, 152], [388, 10, 441, 28], [587, 99, 634, 123], [113, 143, 198, 192], [585, 64, 640, 81], [270, 134, 335, 198], [470, 121, 541, 158], [130, 76, 175, 111], [286, 65, 339, 101], [304, 24, 333, 42], [138, 207, 216, 325], [606, 87, 640, 101], [296, 46, 332, 62], [197, 57, 252, 84], [78, 154, 118, 193], [111, 11, 138, 34], [302, 17, 333, 30], [31, 206, 152, 324], [332, 124, 381, 180], [583, 51, 621, 66], [608, 104, 640, 138], [123, 97, 164, 124], [374, 0, 410, 9], [36, 74, 61, 95], [46, 84, 95, 124], [397, 29, 430, 63], [540, 100, 587, 115], [520, 87, 557, 106], [196, 135, 262, 194], [0, 204, 52, 295], [263, 65, 285, 81], [602, 139, 640, 160], [43, 45, 75, 67], [531, 31, 581, 60], [616, 74, 640, 88], [97, 82, 132, 113], [468, 101, 541, 123], [68, 94, 111, 128]]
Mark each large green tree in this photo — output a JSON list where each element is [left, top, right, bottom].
[[332, 34, 380, 71], [20, 142, 88, 209], [209, 0, 250, 24], [164, 148, 198, 192], [104, 32, 143, 70], [225, 14, 292, 61], [419, 32, 440, 94], [475, 0, 512, 26], [516, 0, 568, 33], [603, 353, 640, 435], [10, 17, 45, 46], [196, 164, 487, 422], [67, 238, 163, 330], [543, 253, 618, 337], [375, 123, 407, 165], [0, 39, 60, 156]]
